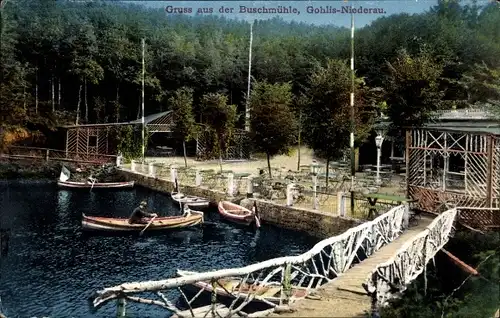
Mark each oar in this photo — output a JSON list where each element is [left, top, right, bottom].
[[139, 216, 156, 236]]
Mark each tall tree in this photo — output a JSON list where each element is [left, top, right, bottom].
[[303, 59, 371, 190], [201, 92, 238, 172], [169, 87, 197, 167], [249, 81, 297, 178], [384, 48, 446, 134], [67, 22, 103, 124]]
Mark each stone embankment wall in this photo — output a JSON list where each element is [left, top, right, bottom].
[[120, 169, 361, 238]]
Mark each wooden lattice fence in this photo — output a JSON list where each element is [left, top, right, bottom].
[[196, 128, 251, 160], [406, 129, 499, 228], [66, 127, 110, 155]]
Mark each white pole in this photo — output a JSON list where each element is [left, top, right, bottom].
[[141, 38, 145, 163], [376, 144, 381, 185], [349, 10, 356, 212], [245, 21, 253, 132]]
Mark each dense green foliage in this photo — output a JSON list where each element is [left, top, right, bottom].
[[249, 81, 297, 177], [169, 87, 197, 167], [1, 1, 499, 138], [381, 230, 499, 318]]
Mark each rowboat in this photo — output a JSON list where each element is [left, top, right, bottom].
[[81, 210, 204, 232], [58, 165, 134, 189], [218, 201, 261, 227], [58, 180, 135, 189], [171, 192, 210, 209], [176, 270, 307, 305]]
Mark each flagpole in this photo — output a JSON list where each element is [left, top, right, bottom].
[[245, 21, 253, 132], [141, 38, 145, 163], [350, 10, 356, 212]]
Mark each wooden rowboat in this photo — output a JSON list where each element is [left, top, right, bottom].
[[171, 192, 210, 209], [218, 201, 261, 228], [57, 180, 135, 189], [177, 270, 307, 305], [81, 211, 203, 232]]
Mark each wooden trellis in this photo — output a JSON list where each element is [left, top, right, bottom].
[[196, 128, 251, 160], [63, 111, 176, 157], [65, 126, 110, 156], [406, 129, 499, 228]]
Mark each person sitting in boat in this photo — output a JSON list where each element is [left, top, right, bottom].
[[128, 201, 157, 224]]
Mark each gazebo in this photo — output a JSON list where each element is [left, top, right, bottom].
[[405, 108, 500, 229]]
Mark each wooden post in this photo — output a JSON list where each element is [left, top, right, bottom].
[[337, 191, 345, 217], [286, 183, 294, 206], [405, 130, 411, 197], [65, 129, 69, 158], [312, 174, 318, 210], [131, 160, 136, 172], [403, 202, 409, 229], [170, 167, 177, 183], [45, 149, 49, 162], [486, 135, 493, 207], [148, 162, 155, 177], [116, 298, 126, 317], [443, 132, 448, 192], [246, 177, 253, 198], [227, 173, 234, 197], [195, 169, 202, 186]]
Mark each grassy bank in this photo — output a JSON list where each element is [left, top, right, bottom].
[[0, 160, 65, 179]]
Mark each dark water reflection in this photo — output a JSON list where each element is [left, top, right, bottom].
[[0, 181, 318, 318]]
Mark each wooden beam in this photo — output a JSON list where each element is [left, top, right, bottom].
[[486, 135, 493, 208], [441, 248, 478, 276], [406, 130, 411, 197]]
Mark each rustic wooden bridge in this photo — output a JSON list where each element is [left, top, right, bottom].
[[88, 200, 457, 317]]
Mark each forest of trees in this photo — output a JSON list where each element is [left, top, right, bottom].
[[0, 0, 499, 160]]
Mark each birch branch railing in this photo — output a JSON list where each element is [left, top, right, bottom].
[[364, 208, 457, 308], [89, 205, 407, 317]]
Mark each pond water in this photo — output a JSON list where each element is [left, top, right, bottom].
[[0, 181, 319, 318]]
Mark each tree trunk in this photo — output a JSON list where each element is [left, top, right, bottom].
[[35, 67, 38, 114], [218, 139, 223, 173], [84, 77, 88, 123], [75, 84, 82, 125], [115, 84, 120, 123], [58, 77, 61, 108], [326, 158, 330, 191], [297, 111, 302, 171], [23, 85, 26, 110], [183, 140, 188, 168], [267, 152, 272, 179], [51, 75, 55, 112]]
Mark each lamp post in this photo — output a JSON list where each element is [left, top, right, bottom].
[[375, 134, 384, 185]]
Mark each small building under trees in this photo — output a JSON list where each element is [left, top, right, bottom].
[[62, 111, 175, 157], [61, 111, 251, 160], [406, 108, 500, 229]]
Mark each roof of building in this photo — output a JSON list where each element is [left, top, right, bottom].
[[61, 111, 173, 129]]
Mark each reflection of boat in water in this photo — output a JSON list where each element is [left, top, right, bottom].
[[176, 270, 307, 306], [81, 209, 204, 232]]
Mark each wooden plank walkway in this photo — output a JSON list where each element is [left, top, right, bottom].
[[271, 217, 433, 318]]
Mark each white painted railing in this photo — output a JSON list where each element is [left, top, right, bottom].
[[364, 208, 457, 308], [89, 205, 407, 317]]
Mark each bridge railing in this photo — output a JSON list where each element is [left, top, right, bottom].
[[364, 208, 458, 308], [2, 146, 116, 164], [89, 205, 407, 317]]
